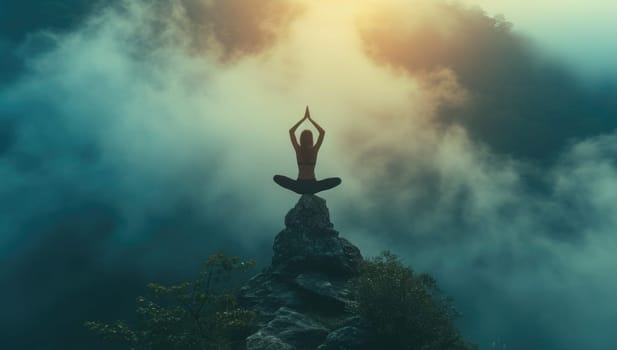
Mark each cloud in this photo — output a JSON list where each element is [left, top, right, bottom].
[[341, 111, 617, 348], [0, 1, 301, 348], [332, 1, 617, 348], [0, 0, 107, 84], [2, 1, 617, 350], [175, 0, 302, 60], [0, 0, 101, 43], [0, 0, 302, 84], [355, 0, 617, 161]]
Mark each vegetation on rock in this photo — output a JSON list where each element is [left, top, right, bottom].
[[86, 254, 257, 350], [350, 251, 476, 350], [87, 250, 475, 349]]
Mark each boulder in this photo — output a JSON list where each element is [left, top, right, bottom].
[[284, 195, 333, 234], [292, 273, 353, 311], [317, 317, 375, 350], [272, 195, 362, 276], [247, 307, 329, 350]]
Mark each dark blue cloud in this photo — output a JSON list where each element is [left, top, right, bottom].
[[0, 1, 296, 348], [0, 0, 100, 43], [358, 4, 617, 161], [0, 0, 105, 83]]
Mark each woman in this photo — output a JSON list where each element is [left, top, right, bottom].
[[273, 107, 342, 194]]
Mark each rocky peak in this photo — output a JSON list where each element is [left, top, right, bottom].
[[284, 195, 334, 234], [239, 195, 372, 350], [272, 195, 361, 277]]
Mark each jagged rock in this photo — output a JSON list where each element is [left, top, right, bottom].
[[293, 273, 353, 310], [247, 333, 294, 350], [241, 195, 365, 350], [272, 195, 362, 276], [317, 326, 371, 350], [247, 307, 329, 350], [239, 268, 356, 322], [284, 195, 333, 234], [317, 317, 375, 350], [240, 272, 305, 322], [272, 230, 361, 276]]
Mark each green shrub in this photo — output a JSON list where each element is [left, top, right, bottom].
[[351, 251, 476, 350], [86, 254, 257, 350]]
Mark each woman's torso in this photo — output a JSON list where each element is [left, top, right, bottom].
[[296, 146, 318, 180]]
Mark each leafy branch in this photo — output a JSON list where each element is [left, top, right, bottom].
[[86, 254, 257, 350]]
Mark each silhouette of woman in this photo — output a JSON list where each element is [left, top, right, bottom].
[[273, 107, 342, 194]]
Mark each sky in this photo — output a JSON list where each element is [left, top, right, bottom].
[[468, 0, 617, 80], [1, 0, 616, 349]]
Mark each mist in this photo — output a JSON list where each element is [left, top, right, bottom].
[[1, 1, 616, 349]]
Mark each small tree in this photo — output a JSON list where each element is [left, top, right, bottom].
[[86, 254, 257, 350], [351, 251, 476, 350]]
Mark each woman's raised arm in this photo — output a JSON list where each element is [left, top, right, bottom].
[[307, 108, 325, 150], [289, 107, 309, 150]]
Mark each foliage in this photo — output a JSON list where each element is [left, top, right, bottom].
[[86, 254, 257, 350], [350, 251, 476, 350]]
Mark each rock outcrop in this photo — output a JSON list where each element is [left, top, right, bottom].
[[239, 195, 372, 350]]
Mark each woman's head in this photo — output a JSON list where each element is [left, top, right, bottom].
[[300, 130, 313, 147]]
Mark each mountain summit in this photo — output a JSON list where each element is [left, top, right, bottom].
[[87, 194, 475, 349], [239, 194, 371, 350]]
